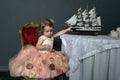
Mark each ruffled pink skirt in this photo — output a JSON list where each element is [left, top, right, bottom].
[[9, 45, 69, 79]]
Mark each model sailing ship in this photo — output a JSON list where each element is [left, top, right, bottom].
[[66, 5, 102, 33]]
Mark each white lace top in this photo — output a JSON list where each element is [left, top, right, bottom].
[[40, 35, 54, 49]]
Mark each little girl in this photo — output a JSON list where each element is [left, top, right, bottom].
[[9, 19, 71, 79]]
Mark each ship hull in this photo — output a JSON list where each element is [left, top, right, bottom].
[[71, 26, 101, 35]]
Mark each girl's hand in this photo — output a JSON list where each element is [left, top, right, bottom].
[[67, 26, 73, 31], [44, 45, 52, 51], [36, 44, 51, 51]]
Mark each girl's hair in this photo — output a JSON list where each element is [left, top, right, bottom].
[[38, 19, 54, 36]]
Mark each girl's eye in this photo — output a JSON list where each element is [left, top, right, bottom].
[[50, 30, 53, 32], [46, 30, 53, 33], [45, 30, 49, 33]]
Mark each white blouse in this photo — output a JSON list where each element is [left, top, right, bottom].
[[40, 35, 54, 49]]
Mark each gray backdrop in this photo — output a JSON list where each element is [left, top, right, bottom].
[[0, 0, 120, 70]]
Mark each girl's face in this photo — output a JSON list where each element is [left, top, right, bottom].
[[43, 26, 53, 38]]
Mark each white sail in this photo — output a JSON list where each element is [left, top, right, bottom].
[[66, 14, 77, 25], [89, 7, 95, 15], [82, 9, 89, 21], [82, 9, 87, 15], [78, 8, 81, 11], [89, 7, 96, 21], [77, 8, 82, 14], [97, 16, 101, 26]]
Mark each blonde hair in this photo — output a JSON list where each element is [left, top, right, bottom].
[[38, 19, 54, 36]]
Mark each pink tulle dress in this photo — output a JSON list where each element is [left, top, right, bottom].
[[9, 36, 69, 79]]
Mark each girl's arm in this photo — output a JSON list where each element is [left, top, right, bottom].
[[53, 27, 72, 38], [36, 38, 51, 50]]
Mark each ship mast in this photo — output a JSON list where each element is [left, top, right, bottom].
[[83, 3, 90, 29], [76, 5, 84, 28]]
